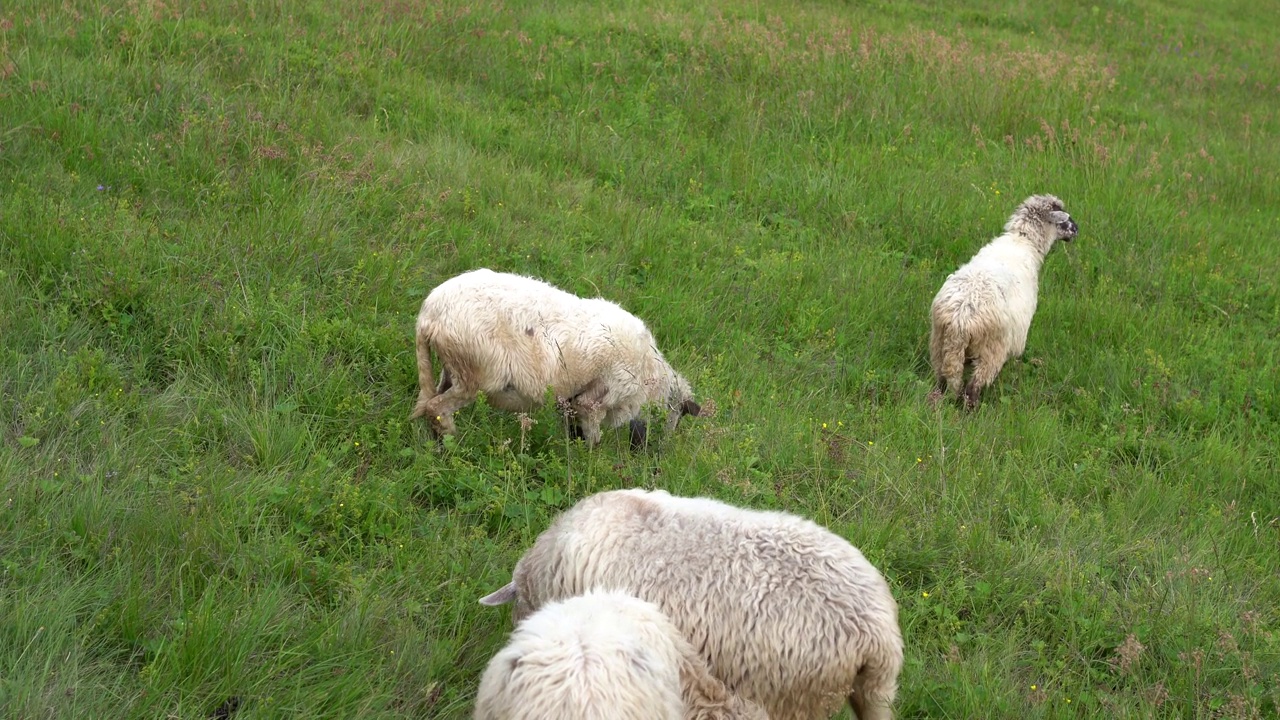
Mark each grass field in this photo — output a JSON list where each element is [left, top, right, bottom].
[[2, 0, 1278, 717]]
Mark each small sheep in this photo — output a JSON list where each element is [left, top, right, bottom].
[[474, 589, 769, 720], [928, 194, 1079, 409], [410, 269, 701, 448], [479, 489, 903, 720]]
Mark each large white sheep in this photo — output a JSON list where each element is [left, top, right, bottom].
[[479, 489, 903, 720], [409, 269, 701, 448], [474, 589, 769, 720], [928, 194, 1079, 409]]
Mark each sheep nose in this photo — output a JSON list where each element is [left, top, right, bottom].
[[1067, 220, 1079, 235]]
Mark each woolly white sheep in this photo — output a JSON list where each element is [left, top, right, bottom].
[[409, 269, 701, 448], [474, 589, 769, 720], [479, 489, 903, 720], [928, 194, 1078, 409]]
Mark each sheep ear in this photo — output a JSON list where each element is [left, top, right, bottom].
[[479, 583, 517, 606], [681, 400, 701, 417]]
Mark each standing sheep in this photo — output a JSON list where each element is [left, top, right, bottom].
[[479, 489, 903, 720], [409, 269, 701, 448], [928, 194, 1079, 409], [474, 589, 769, 720]]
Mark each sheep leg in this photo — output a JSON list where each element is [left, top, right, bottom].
[[927, 326, 947, 405], [849, 673, 897, 720], [422, 384, 478, 437], [848, 650, 901, 720], [932, 323, 968, 403], [963, 351, 1005, 411]]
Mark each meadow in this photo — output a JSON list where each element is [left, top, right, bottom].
[[1, 0, 1278, 717]]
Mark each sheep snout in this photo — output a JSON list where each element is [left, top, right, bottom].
[[629, 419, 648, 449]]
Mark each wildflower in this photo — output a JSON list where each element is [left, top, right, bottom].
[[921, 592, 929, 598], [868, 441, 874, 446], [1115, 634, 1145, 674], [916, 457, 922, 463], [1031, 684, 1037, 690], [822, 422, 827, 429]]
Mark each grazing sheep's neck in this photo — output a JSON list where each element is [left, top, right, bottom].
[[1004, 217, 1055, 263]]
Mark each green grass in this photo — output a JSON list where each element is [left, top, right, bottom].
[[2, 0, 1278, 717]]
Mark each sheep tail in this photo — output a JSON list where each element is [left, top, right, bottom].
[[409, 323, 435, 420]]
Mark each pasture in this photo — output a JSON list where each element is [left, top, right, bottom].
[[1, 0, 1277, 717]]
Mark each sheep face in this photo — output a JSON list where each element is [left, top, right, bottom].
[[1049, 209, 1079, 242]]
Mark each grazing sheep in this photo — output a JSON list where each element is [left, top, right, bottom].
[[409, 269, 701, 448], [479, 489, 902, 720], [474, 589, 769, 720], [928, 194, 1079, 409]]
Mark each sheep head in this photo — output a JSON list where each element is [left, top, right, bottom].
[[627, 373, 700, 451], [1006, 194, 1079, 251]]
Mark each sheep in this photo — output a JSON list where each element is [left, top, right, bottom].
[[928, 194, 1079, 409], [409, 268, 701, 448], [478, 489, 903, 720], [474, 589, 769, 720]]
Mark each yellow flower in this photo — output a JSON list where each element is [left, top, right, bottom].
[[921, 592, 929, 598], [1031, 684, 1037, 690]]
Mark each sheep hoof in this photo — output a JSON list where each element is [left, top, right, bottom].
[[567, 423, 585, 442], [963, 387, 981, 410], [629, 419, 648, 450]]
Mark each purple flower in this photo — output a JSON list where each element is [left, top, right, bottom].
[[96, 185, 104, 191]]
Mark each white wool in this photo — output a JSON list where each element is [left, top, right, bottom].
[[929, 194, 1078, 409], [410, 269, 699, 447], [474, 589, 767, 720], [480, 489, 903, 720]]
